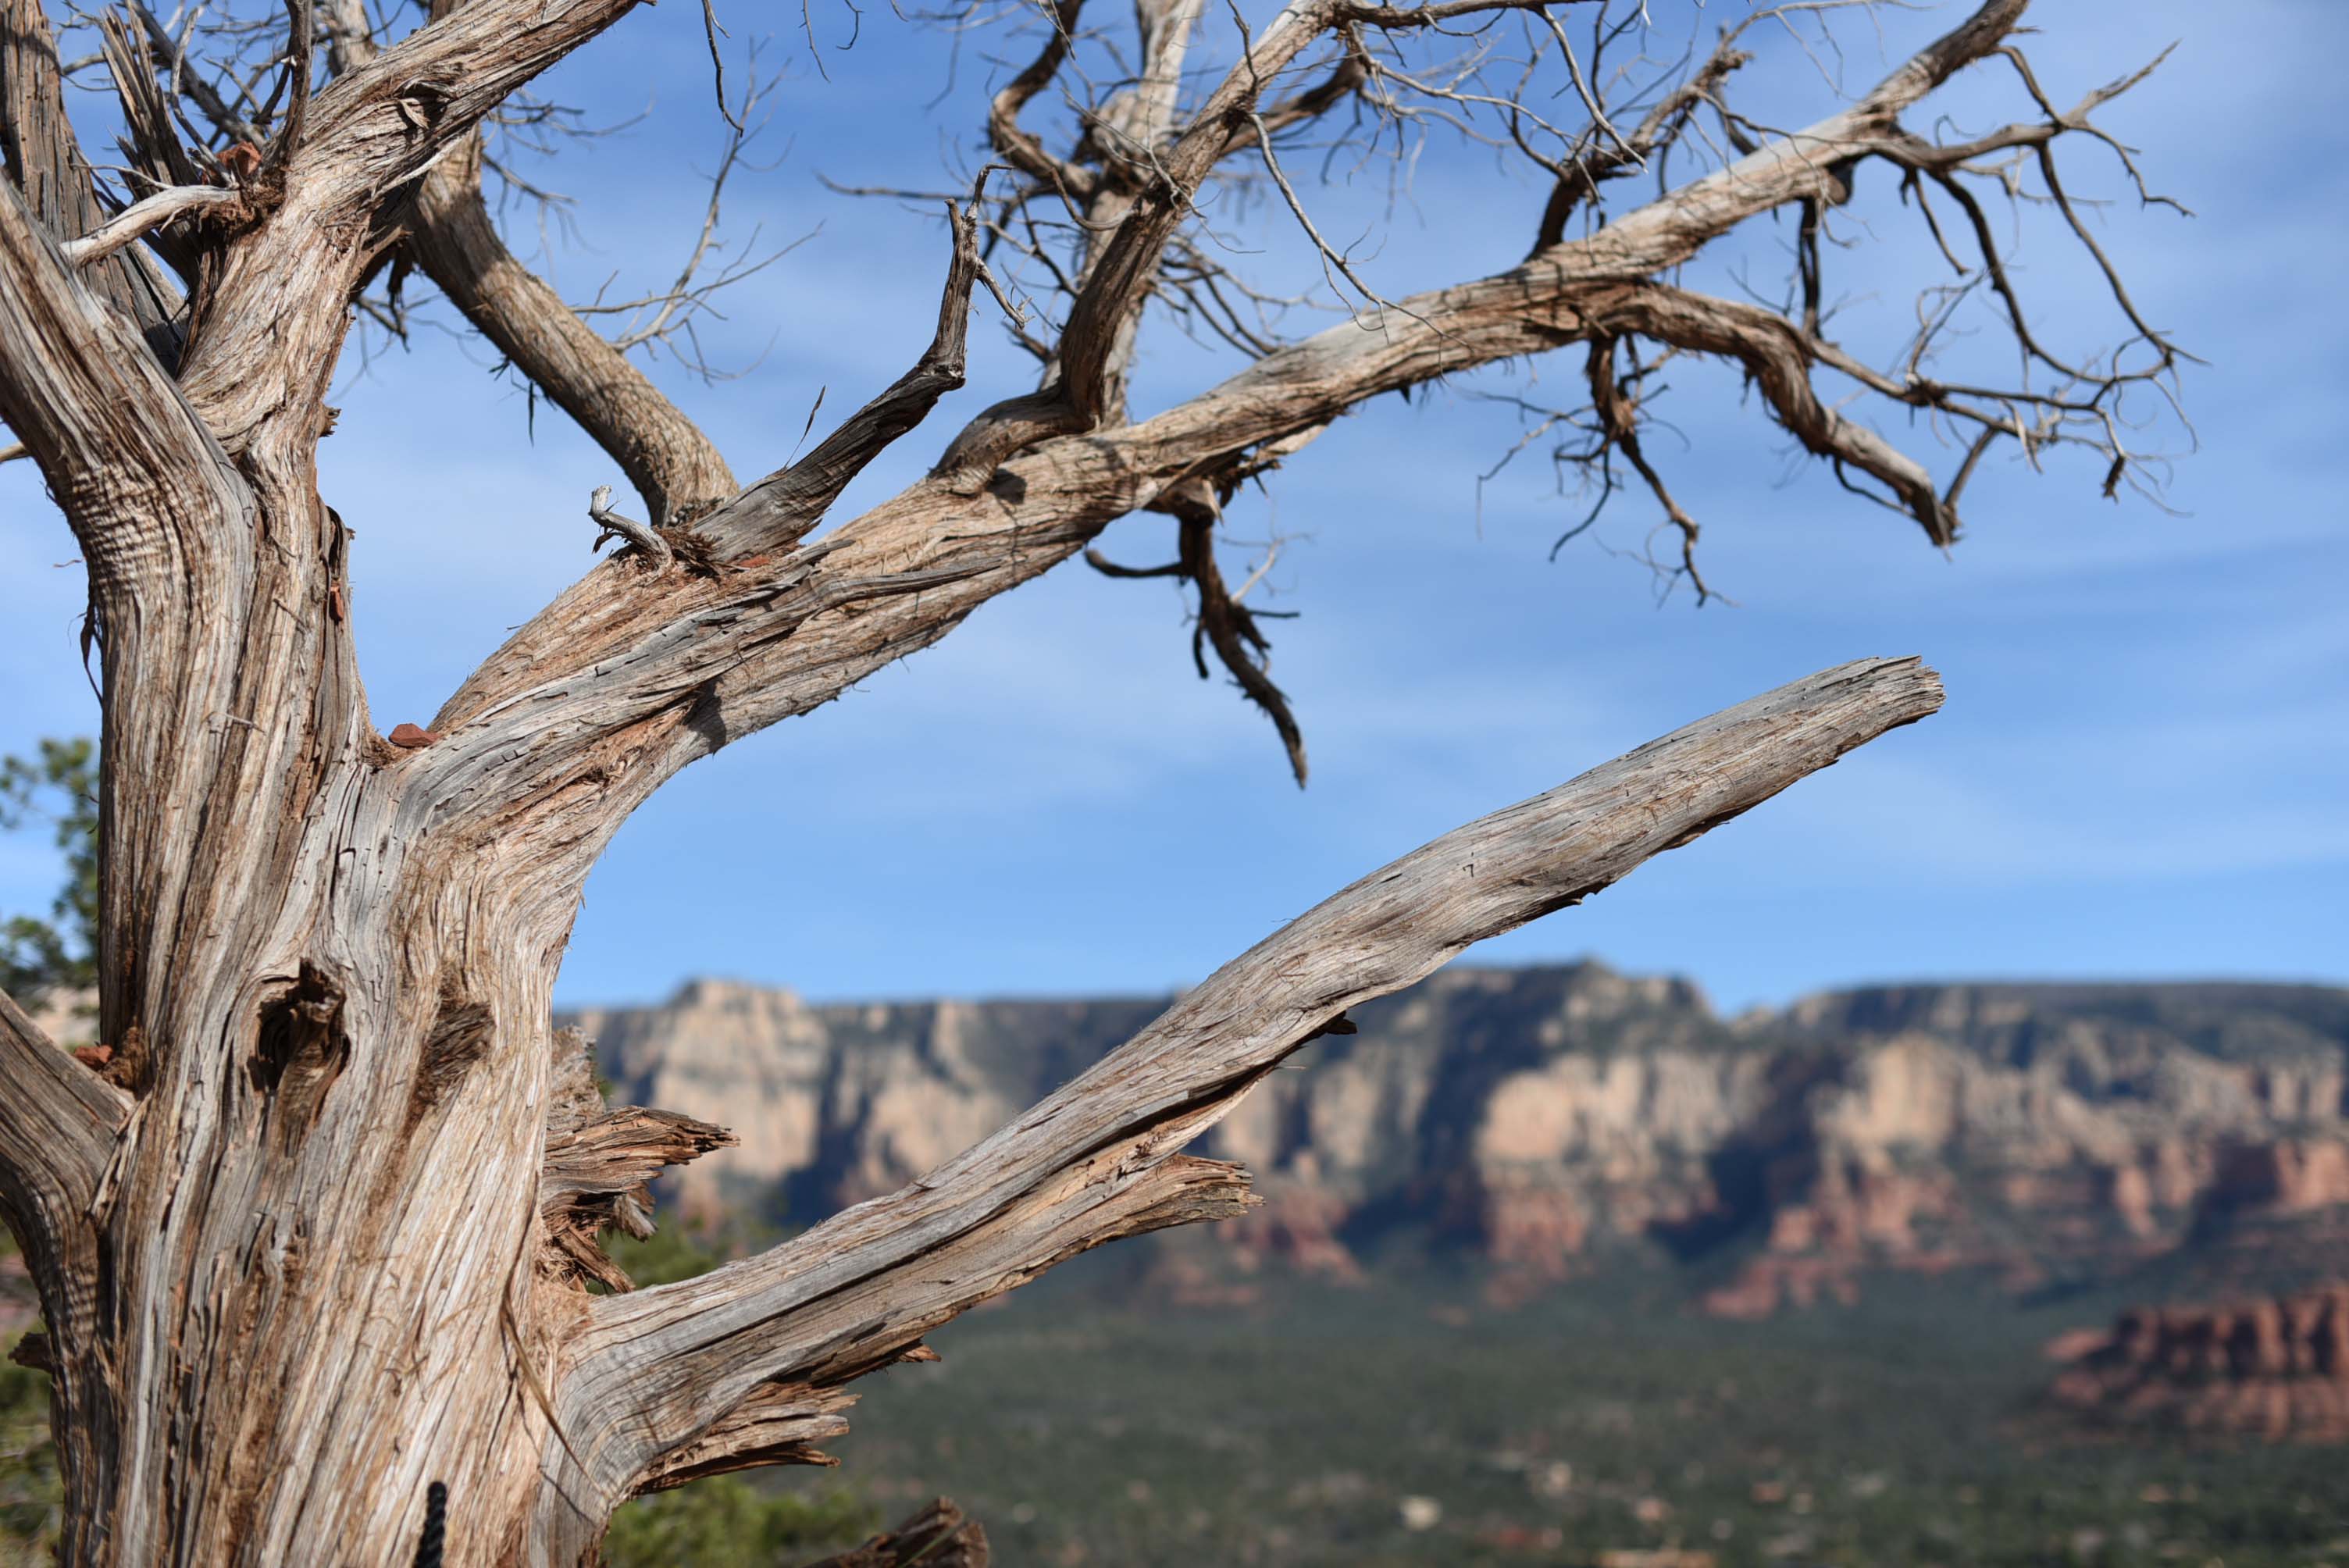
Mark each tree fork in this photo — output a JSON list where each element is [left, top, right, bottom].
[[0, 0, 2180, 1557], [0, 656, 1938, 1565]]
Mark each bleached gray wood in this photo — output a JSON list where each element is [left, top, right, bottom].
[[537, 656, 1941, 1552], [56, 184, 240, 268], [0, 0, 2172, 1556]]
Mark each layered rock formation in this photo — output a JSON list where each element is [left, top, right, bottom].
[[572, 982, 1165, 1224], [2049, 1285, 2349, 1441], [571, 965, 2349, 1311]]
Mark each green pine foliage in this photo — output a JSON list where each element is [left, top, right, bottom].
[[0, 737, 97, 1000], [601, 1477, 879, 1568]]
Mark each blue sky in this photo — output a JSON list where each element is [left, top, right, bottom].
[[2, 0, 2342, 1014]]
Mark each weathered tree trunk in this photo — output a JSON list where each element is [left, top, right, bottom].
[[2, 654, 1941, 1565], [0, 0, 2170, 1557]]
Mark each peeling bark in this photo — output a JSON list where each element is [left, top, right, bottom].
[[540, 1028, 733, 1291]]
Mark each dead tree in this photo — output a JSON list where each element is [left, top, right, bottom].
[[0, 0, 2177, 1560]]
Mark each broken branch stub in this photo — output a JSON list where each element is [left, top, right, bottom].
[[588, 483, 672, 568]]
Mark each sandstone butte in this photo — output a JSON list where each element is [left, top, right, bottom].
[[2049, 1284, 2349, 1443]]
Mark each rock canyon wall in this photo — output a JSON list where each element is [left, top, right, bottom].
[[572, 965, 2349, 1316]]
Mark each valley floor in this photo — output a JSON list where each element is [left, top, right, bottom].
[[811, 1259, 2347, 1568]]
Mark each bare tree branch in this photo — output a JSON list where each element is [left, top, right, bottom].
[[986, 0, 1094, 196], [1526, 20, 1749, 254], [934, 0, 1409, 486], [0, 0, 186, 355], [315, 0, 384, 76], [408, 130, 741, 525], [170, 0, 650, 448], [416, 0, 2129, 870], [57, 181, 242, 268], [711, 198, 990, 551], [553, 656, 1943, 1511], [587, 483, 673, 567], [309, 0, 744, 524], [1593, 282, 1955, 544], [0, 169, 236, 588]]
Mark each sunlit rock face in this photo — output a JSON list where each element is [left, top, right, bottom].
[[570, 968, 2349, 1310], [572, 978, 1164, 1223]]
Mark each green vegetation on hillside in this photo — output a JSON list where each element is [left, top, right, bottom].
[[603, 1478, 878, 1568], [834, 1259, 2349, 1568], [0, 1335, 58, 1566]]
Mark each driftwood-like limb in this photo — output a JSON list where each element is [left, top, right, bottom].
[[588, 484, 672, 569], [0, 986, 127, 1539], [0, 170, 236, 588], [93, 11, 204, 197], [634, 1383, 854, 1490], [0, 0, 185, 354], [122, 2, 261, 148], [553, 657, 1942, 1513], [58, 184, 243, 269]]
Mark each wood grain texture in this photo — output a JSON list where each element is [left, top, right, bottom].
[[544, 657, 1941, 1543], [422, 0, 2037, 871], [0, 0, 2169, 1556], [0, 0, 183, 353], [801, 1498, 992, 1567]]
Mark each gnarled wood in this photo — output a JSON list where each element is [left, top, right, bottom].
[[409, 131, 737, 526], [0, 0, 183, 354], [633, 1383, 855, 1491], [0, 0, 2176, 1559], [538, 657, 1941, 1556], [540, 1026, 733, 1291], [0, 987, 126, 1327]]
